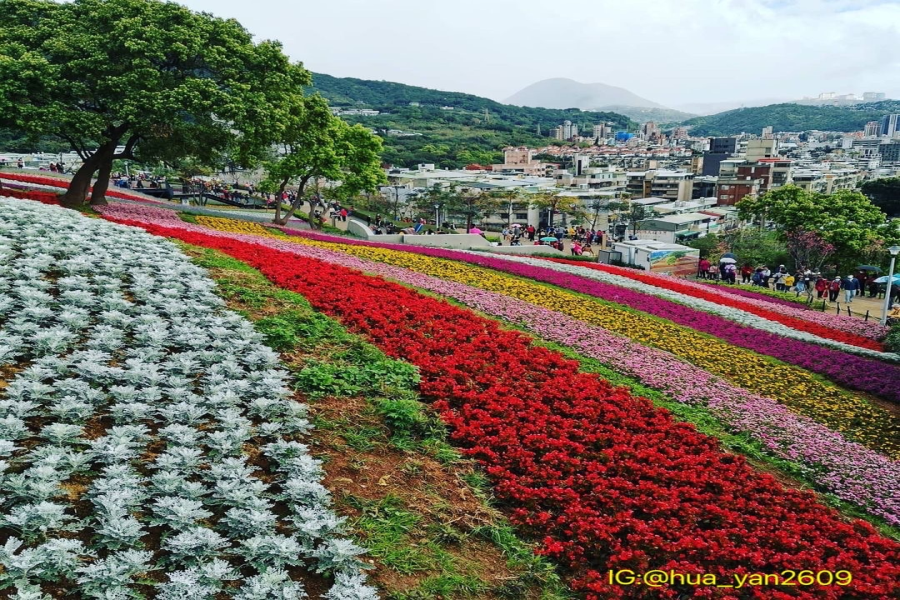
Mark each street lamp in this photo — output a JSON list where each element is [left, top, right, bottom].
[[882, 245, 900, 325], [433, 203, 441, 229]]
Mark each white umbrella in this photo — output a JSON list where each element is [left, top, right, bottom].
[[719, 257, 737, 264]]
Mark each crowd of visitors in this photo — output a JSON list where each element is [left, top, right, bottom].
[[700, 259, 900, 305]]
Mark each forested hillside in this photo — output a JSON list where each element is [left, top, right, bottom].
[[307, 73, 633, 168], [681, 101, 900, 135]]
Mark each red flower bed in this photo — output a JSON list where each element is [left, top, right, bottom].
[[0, 172, 164, 204], [541, 258, 884, 351], [0, 187, 60, 204], [109, 218, 900, 599]]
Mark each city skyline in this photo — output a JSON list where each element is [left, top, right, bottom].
[[175, 0, 900, 108]]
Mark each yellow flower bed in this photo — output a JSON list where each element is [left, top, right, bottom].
[[192, 217, 900, 458], [195, 216, 273, 236]]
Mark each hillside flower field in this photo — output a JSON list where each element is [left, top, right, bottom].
[[3, 194, 900, 599], [0, 199, 376, 599]]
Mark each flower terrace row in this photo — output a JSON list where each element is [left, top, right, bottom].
[[541, 258, 888, 341], [0, 198, 376, 599], [0, 172, 165, 204], [96, 206, 900, 460], [102, 215, 900, 599], [103, 210, 900, 526]]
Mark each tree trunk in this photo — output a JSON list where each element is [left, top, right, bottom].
[[272, 178, 289, 224], [60, 160, 99, 207], [274, 178, 309, 226], [89, 156, 113, 206], [60, 139, 116, 207]]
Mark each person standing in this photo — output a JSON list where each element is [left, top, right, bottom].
[[815, 276, 828, 299], [740, 263, 753, 284], [698, 257, 711, 279], [784, 273, 795, 293], [842, 274, 859, 303], [828, 277, 841, 302], [761, 266, 772, 288]]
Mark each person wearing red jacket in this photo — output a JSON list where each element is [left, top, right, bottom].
[[698, 257, 711, 279]]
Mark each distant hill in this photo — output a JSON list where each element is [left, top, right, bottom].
[[601, 105, 696, 124], [505, 78, 664, 111], [307, 73, 634, 169], [502, 78, 695, 123], [673, 98, 792, 116], [681, 101, 900, 136]]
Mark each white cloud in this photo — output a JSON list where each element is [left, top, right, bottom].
[[178, 0, 900, 106]]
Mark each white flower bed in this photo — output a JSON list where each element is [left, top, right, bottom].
[[466, 252, 899, 361], [0, 197, 377, 599]]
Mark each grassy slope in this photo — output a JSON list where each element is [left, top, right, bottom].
[[183, 244, 571, 599]]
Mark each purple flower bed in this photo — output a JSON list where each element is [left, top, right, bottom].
[[98, 208, 900, 525], [288, 229, 900, 406]]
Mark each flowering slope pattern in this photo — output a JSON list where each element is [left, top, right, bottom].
[[0, 198, 376, 599], [542, 258, 887, 341], [100, 216, 900, 599]]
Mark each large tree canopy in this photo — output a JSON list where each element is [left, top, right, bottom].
[[737, 185, 900, 269], [861, 177, 900, 218], [261, 94, 385, 227], [0, 0, 309, 205]]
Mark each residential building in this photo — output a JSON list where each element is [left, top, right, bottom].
[[641, 121, 660, 140], [550, 127, 564, 140], [692, 176, 717, 199], [702, 137, 738, 176], [864, 121, 882, 137], [636, 212, 717, 243], [882, 114, 900, 138], [593, 124, 609, 140], [648, 170, 694, 202], [626, 171, 652, 197], [879, 142, 900, 164], [863, 92, 886, 102], [761, 126, 774, 139], [745, 139, 777, 162], [716, 180, 758, 206], [672, 127, 689, 140], [652, 198, 718, 215]]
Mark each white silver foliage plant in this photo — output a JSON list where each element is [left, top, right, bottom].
[[0, 198, 377, 598]]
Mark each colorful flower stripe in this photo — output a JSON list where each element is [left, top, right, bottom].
[[695, 279, 818, 306], [99, 206, 900, 459], [97, 216, 900, 599], [194, 215, 274, 236], [283, 228, 900, 408], [513, 256, 886, 353], [0, 172, 167, 204], [276, 233, 900, 457], [0, 186, 60, 204], [100, 209, 900, 524], [550, 259, 887, 340]]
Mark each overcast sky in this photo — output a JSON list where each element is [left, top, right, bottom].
[[177, 0, 900, 108]]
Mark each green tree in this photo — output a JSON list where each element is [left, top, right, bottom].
[[528, 190, 586, 228], [737, 185, 896, 269], [490, 188, 522, 227], [262, 95, 385, 226], [432, 184, 502, 233], [0, 0, 307, 206], [861, 177, 900, 218]]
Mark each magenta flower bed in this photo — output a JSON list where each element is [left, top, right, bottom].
[[95, 205, 900, 525], [285, 229, 900, 406]]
